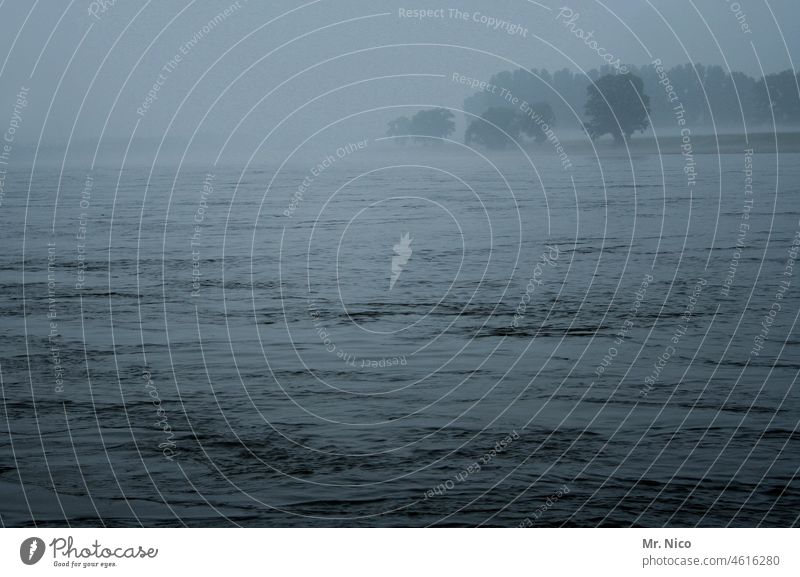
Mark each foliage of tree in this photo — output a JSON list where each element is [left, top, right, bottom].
[[757, 70, 800, 124], [464, 107, 522, 150], [386, 116, 411, 141], [463, 64, 800, 135], [386, 108, 455, 144], [519, 101, 556, 143], [584, 73, 650, 143]]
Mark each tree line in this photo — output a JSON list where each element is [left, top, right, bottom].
[[386, 63, 800, 149]]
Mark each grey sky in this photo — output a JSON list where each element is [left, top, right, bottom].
[[0, 0, 797, 159]]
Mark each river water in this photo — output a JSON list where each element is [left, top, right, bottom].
[[1, 146, 798, 526]]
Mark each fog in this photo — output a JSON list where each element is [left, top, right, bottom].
[[0, 0, 798, 165], [3, 0, 800, 533]]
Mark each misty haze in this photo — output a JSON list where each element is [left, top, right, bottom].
[[0, 0, 799, 528]]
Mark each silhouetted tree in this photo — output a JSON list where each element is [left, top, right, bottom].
[[462, 63, 800, 134], [519, 101, 556, 143], [386, 116, 411, 137], [465, 107, 522, 149], [386, 108, 455, 144], [584, 73, 650, 143], [411, 108, 456, 142], [385, 116, 411, 145], [757, 70, 800, 125]]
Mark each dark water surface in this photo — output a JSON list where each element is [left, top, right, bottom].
[[1, 149, 799, 526]]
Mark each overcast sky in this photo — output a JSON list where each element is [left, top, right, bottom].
[[0, 0, 797, 160]]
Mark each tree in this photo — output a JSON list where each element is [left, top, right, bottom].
[[386, 116, 411, 137], [756, 70, 800, 125], [465, 107, 522, 150], [385, 108, 455, 144], [519, 101, 555, 143], [409, 108, 455, 143], [584, 73, 650, 144], [459, 63, 800, 133]]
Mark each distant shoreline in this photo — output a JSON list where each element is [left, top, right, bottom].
[[561, 131, 800, 154]]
